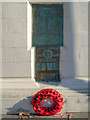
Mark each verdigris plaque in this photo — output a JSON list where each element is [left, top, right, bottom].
[[32, 4, 64, 47]]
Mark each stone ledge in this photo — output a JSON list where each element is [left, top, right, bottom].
[[1, 96, 89, 115], [0, 77, 88, 89], [0, 78, 88, 98], [2, 89, 88, 98]]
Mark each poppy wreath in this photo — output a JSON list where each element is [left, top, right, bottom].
[[32, 89, 64, 116]]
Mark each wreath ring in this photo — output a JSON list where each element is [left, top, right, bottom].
[[32, 89, 64, 116]]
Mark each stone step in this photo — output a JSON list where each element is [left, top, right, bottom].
[[2, 88, 88, 98], [1, 96, 89, 115], [0, 78, 88, 90], [1, 78, 89, 114]]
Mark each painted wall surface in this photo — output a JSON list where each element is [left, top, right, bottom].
[[1, 2, 88, 78], [2, 2, 31, 77], [61, 2, 88, 78]]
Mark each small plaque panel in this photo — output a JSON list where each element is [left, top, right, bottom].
[[35, 47, 60, 81], [32, 4, 64, 46]]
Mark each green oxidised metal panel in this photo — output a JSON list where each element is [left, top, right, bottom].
[[32, 4, 64, 47]]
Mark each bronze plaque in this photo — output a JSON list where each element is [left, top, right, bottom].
[[35, 47, 60, 81]]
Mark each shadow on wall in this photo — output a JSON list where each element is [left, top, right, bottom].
[[62, 2, 78, 78], [6, 96, 35, 115], [61, 3, 88, 78], [61, 3, 88, 95]]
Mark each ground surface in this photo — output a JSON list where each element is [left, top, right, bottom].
[[1, 112, 89, 119]]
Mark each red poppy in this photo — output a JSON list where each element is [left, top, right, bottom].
[[32, 89, 64, 116]]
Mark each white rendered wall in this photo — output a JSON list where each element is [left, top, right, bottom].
[[2, 2, 31, 77], [61, 2, 88, 78], [1, 2, 88, 78]]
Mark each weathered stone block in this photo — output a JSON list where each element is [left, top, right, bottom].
[[2, 48, 31, 63], [2, 32, 26, 48], [2, 2, 27, 18], [2, 63, 31, 77], [2, 17, 26, 33], [67, 97, 88, 112]]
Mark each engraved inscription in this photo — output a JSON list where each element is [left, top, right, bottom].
[[35, 47, 60, 81]]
